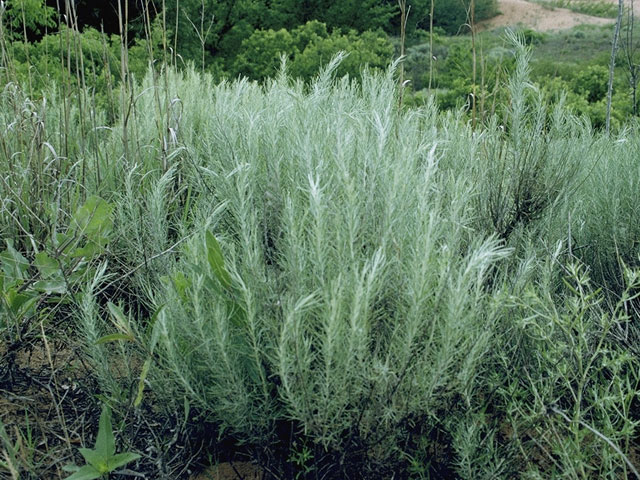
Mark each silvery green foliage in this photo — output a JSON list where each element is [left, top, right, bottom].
[[150, 59, 511, 462], [4, 38, 638, 476]]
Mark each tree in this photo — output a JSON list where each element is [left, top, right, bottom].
[[433, 0, 497, 34], [232, 27, 297, 80], [387, 0, 498, 35], [43, 0, 148, 37], [572, 65, 609, 103], [3, 0, 55, 40], [291, 27, 393, 80], [263, 0, 395, 32], [163, 0, 265, 67], [232, 21, 393, 82], [322, 0, 395, 32]]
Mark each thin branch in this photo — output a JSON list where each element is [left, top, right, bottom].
[[607, 0, 624, 134], [550, 406, 640, 479]]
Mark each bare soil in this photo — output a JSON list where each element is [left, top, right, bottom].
[[479, 0, 616, 31], [193, 461, 264, 480]]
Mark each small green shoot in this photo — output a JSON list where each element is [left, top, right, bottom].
[[62, 406, 140, 480]]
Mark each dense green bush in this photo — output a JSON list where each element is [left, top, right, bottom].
[[233, 21, 393, 81], [572, 64, 609, 103], [1, 0, 55, 40], [162, 0, 396, 73], [433, 0, 499, 34], [263, 0, 396, 33]]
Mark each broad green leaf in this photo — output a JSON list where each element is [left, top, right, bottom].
[[17, 296, 39, 317], [70, 196, 114, 243], [171, 271, 191, 301], [148, 304, 165, 353], [96, 333, 135, 344], [33, 279, 67, 295], [61, 463, 80, 472], [71, 242, 102, 259], [106, 451, 141, 470], [62, 464, 102, 480], [6, 290, 38, 316], [68, 263, 89, 283], [205, 231, 232, 289], [34, 252, 60, 278], [107, 302, 131, 336], [0, 240, 29, 283], [67, 196, 114, 259], [78, 448, 106, 471], [95, 406, 116, 459], [134, 358, 152, 407]]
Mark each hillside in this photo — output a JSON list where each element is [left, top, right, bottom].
[[480, 0, 616, 31]]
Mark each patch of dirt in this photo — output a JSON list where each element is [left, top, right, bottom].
[[479, 0, 616, 31], [192, 461, 264, 480], [1, 336, 209, 479], [0, 338, 99, 479]]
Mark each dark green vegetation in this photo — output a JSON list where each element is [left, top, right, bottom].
[[401, 22, 640, 128], [0, 0, 498, 83], [533, 0, 619, 19], [2, 1, 640, 479], [2, 0, 639, 127]]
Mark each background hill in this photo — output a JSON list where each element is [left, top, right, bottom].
[[481, 0, 615, 31]]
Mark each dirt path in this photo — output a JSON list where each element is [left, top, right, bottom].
[[479, 0, 616, 31]]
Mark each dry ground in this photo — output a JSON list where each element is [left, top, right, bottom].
[[479, 0, 618, 31]]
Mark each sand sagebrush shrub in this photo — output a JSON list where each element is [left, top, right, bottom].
[[570, 129, 640, 299], [474, 35, 582, 242], [144, 60, 513, 475], [3, 21, 640, 476]]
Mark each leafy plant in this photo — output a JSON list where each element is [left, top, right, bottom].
[[2, 0, 55, 39], [232, 21, 393, 81], [62, 406, 140, 480], [499, 261, 640, 478], [0, 240, 39, 341], [288, 440, 316, 480]]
